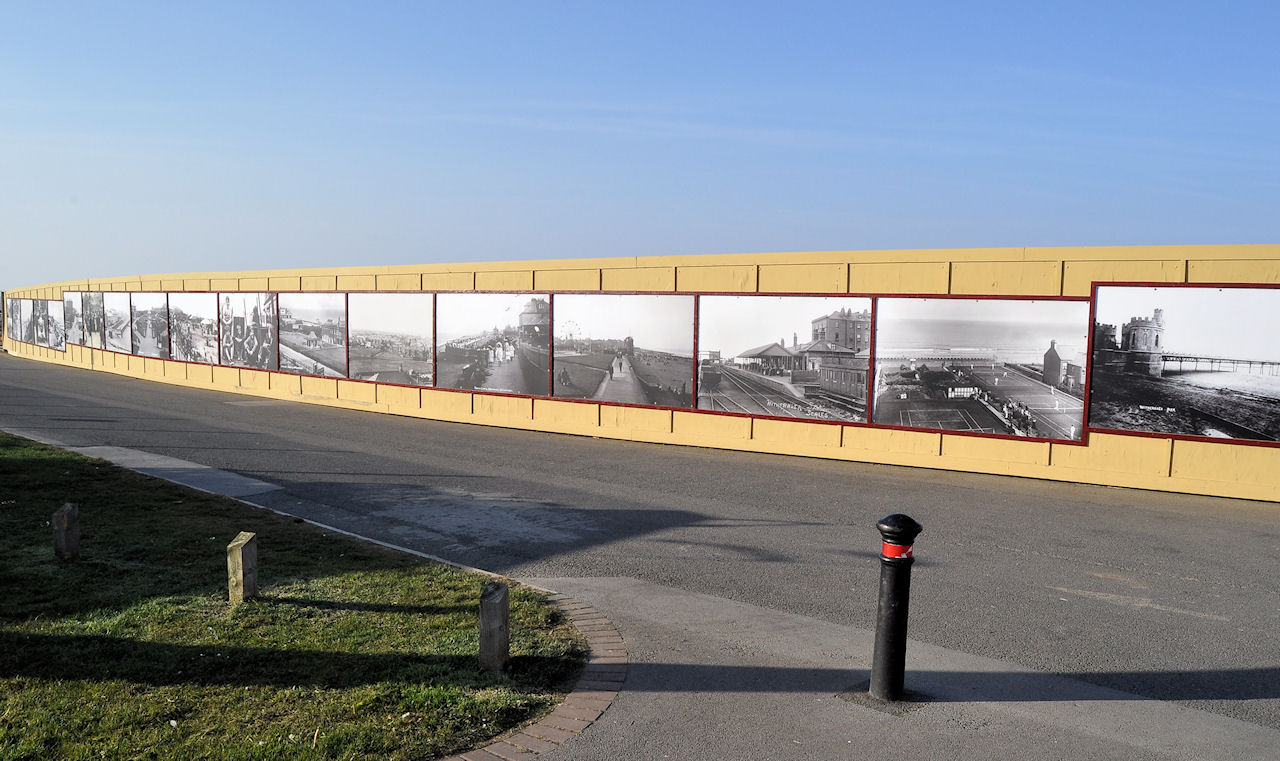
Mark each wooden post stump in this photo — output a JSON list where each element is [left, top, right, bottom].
[[227, 531, 258, 604], [53, 503, 80, 561], [479, 581, 510, 672]]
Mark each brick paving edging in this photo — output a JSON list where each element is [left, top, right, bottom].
[[442, 593, 628, 761]]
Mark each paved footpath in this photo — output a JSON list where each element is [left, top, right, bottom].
[[3, 353, 1279, 760]]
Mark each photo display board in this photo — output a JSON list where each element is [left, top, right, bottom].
[[697, 295, 872, 422], [63, 292, 84, 346], [31, 300, 52, 347], [436, 293, 549, 395], [82, 292, 105, 349], [873, 297, 1090, 441], [19, 300, 35, 345], [5, 298, 19, 342], [219, 292, 277, 370], [46, 300, 65, 351], [168, 292, 219, 364], [278, 293, 347, 377], [130, 292, 170, 359], [553, 294, 695, 408], [1089, 284, 1280, 444], [102, 293, 132, 353], [348, 292, 434, 387]]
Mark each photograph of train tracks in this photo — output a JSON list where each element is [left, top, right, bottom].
[[278, 293, 347, 377], [873, 297, 1089, 441], [219, 292, 277, 370], [436, 293, 550, 395], [1089, 285, 1280, 443], [168, 292, 219, 364], [81, 292, 105, 349], [63, 292, 83, 346], [697, 295, 872, 422], [103, 292, 132, 353], [348, 292, 434, 387], [552, 294, 695, 407], [130, 292, 170, 359]]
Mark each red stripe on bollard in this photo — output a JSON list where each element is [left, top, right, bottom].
[[881, 541, 913, 559]]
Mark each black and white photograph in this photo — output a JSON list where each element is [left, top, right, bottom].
[[697, 295, 872, 422], [63, 292, 83, 346], [552, 294, 694, 408], [168, 292, 219, 364], [348, 292, 434, 386], [1089, 285, 1280, 443], [5, 298, 19, 342], [46, 299, 66, 350], [278, 293, 347, 377], [81, 292, 105, 350], [31, 300, 51, 347], [436, 293, 549, 395], [219, 292, 277, 370], [103, 292, 132, 353], [19, 300, 35, 344], [130, 292, 170, 359], [873, 298, 1089, 441]]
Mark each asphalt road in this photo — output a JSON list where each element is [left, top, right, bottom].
[[2, 352, 1278, 754]]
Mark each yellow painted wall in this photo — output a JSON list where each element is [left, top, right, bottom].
[[6, 244, 1280, 504]]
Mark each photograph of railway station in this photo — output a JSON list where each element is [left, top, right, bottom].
[[103, 292, 132, 353], [436, 293, 550, 395], [168, 292, 219, 365], [873, 298, 1089, 441], [552, 294, 695, 407], [1089, 285, 1280, 442], [278, 293, 347, 377], [696, 295, 872, 422], [130, 292, 170, 359], [348, 292, 434, 387]]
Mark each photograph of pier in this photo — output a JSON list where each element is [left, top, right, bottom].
[[219, 292, 277, 370], [697, 295, 872, 422], [552, 294, 694, 407], [873, 298, 1089, 441], [168, 292, 219, 365], [63, 292, 83, 346], [349, 293, 434, 387], [1089, 285, 1280, 442], [81, 292, 105, 349], [436, 293, 550, 395], [130, 292, 170, 359], [103, 292, 131, 353], [278, 293, 347, 377]]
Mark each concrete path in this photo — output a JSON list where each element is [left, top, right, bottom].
[[594, 355, 647, 404]]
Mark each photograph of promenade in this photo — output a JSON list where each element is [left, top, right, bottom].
[[436, 293, 549, 395], [697, 295, 872, 422], [103, 293, 131, 353], [552, 294, 694, 407], [130, 292, 170, 359], [1089, 285, 1280, 442], [278, 293, 347, 377], [168, 292, 219, 365], [219, 292, 277, 370], [81, 292, 105, 349], [348, 293, 434, 387], [63, 292, 83, 346], [873, 298, 1090, 441]]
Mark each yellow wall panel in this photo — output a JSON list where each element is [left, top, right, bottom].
[[1188, 259, 1280, 284], [843, 426, 941, 456], [269, 276, 302, 291], [377, 273, 422, 291], [336, 275, 377, 291], [1061, 260, 1185, 296], [210, 278, 239, 291], [238, 369, 271, 390], [139, 280, 161, 291], [474, 394, 534, 421], [301, 275, 338, 291], [211, 365, 239, 388], [271, 373, 303, 395], [163, 361, 187, 381], [602, 267, 676, 292], [186, 364, 214, 386], [422, 272, 475, 291], [301, 375, 338, 399], [1169, 440, 1280, 486], [125, 282, 141, 291], [672, 411, 751, 440], [238, 277, 269, 291], [421, 388, 473, 419], [757, 263, 847, 294], [534, 268, 601, 292], [161, 279, 184, 291], [599, 405, 672, 433], [1050, 432, 1171, 476], [950, 261, 1062, 296], [940, 434, 1051, 466], [475, 270, 534, 291], [377, 384, 421, 411], [533, 398, 600, 429], [184, 279, 211, 291], [676, 265, 756, 293], [752, 418, 841, 448], [849, 262, 948, 294], [337, 379, 378, 404]]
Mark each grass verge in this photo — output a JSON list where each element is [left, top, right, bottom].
[[0, 432, 586, 760]]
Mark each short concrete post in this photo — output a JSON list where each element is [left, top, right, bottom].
[[53, 503, 80, 561], [227, 531, 258, 604], [479, 581, 510, 672]]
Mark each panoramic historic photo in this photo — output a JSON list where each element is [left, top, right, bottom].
[[130, 292, 170, 359], [63, 292, 83, 346], [552, 294, 694, 407], [436, 293, 549, 395], [219, 292, 277, 370], [278, 293, 347, 377], [103, 292, 132, 353], [348, 292, 434, 386], [168, 292, 219, 364], [81, 292, 105, 349], [873, 298, 1090, 441], [697, 295, 872, 422], [1090, 285, 1280, 443]]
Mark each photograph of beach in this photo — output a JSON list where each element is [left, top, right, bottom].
[[278, 293, 347, 377], [436, 293, 549, 395], [348, 292, 434, 387]]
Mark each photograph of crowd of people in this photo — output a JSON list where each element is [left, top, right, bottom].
[[279, 293, 347, 377], [873, 298, 1089, 441], [219, 292, 277, 370], [552, 294, 694, 408], [81, 292, 105, 349], [168, 292, 219, 364], [103, 292, 132, 353], [348, 292, 434, 387], [130, 292, 170, 359], [436, 293, 549, 395]]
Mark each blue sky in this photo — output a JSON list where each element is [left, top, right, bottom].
[[3, 2, 1278, 289]]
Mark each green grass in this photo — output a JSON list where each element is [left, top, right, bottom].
[[0, 433, 586, 760]]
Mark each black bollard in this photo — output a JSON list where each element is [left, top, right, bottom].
[[869, 513, 923, 701]]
